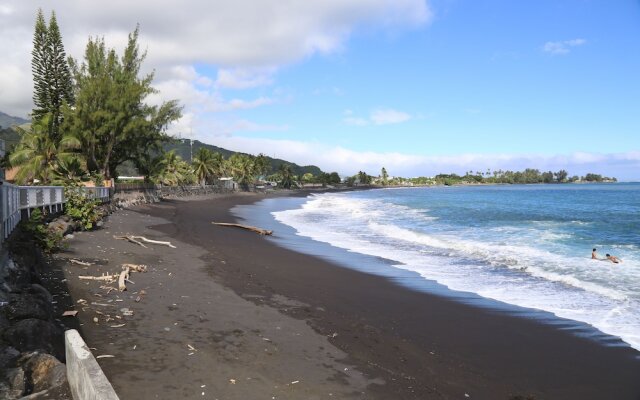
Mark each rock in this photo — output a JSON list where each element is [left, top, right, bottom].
[[0, 367, 25, 399], [21, 352, 67, 392], [4, 292, 52, 321], [46, 219, 74, 236], [2, 319, 64, 360], [28, 284, 53, 304], [64, 234, 74, 240], [0, 345, 20, 370]]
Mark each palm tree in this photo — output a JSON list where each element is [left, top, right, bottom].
[[192, 147, 215, 186], [153, 151, 194, 186], [211, 152, 227, 179], [228, 154, 255, 189], [279, 163, 295, 189], [9, 114, 82, 184], [51, 157, 89, 185]]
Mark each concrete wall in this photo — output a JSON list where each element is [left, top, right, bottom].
[[65, 329, 119, 400]]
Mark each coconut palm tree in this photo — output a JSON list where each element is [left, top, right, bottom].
[[279, 163, 295, 189], [9, 114, 82, 184], [192, 147, 215, 186], [228, 154, 256, 189], [153, 151, 195, 186]]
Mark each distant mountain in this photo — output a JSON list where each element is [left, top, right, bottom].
[[0, 111, 29, 130], [166, 139, 323, 176]]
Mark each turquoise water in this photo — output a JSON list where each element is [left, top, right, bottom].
[[235, 184, 640, 350]]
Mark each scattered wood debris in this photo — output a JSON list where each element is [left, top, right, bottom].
[[114, 235, 176, 248], [78, 264, 147, 292], [212, 222, 273, 236]]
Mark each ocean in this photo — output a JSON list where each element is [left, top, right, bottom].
[[233, 183, 640, 352]]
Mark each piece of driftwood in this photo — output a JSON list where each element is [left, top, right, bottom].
[[114, 235, 176, 248], [122, 263, 148, 273], [212, 222, 273, 236], [70, 259, 93, 266], [78, 274, 118, 282], [118, 268, 130, 292], [117, 264, 147, 292], [114, 235, 147, 248]]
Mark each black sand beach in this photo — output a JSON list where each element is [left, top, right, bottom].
[[52, 193, 640, 399]]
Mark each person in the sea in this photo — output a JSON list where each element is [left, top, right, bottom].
[[591, 248, 598, 259], [605, 253, 622, 263]]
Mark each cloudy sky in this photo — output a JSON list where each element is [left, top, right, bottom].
[[1, 1, 639, 180]]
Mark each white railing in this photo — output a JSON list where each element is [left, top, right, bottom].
[[0, 185, 111, 243], [19, 186, 65, 217], [1, 182, 21, 242], [82, 186, 111, 203]]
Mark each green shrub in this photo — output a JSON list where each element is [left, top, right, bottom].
[[64, 185, 103, 230], [22, 209, 64, 253]]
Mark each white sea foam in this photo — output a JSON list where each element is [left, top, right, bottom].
[[272, 193, 640, 351]]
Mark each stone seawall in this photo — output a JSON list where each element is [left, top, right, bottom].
[[0, 240, 71, 398], [113, 185, 235, 208]]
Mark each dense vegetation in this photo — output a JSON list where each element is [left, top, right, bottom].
[[354, 168, 617, 187]]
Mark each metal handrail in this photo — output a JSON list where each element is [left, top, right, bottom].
[[0, 185, 112, 243], [1, 182, 21, 241]]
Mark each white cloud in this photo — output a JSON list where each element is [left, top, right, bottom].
[[194, 133, 640, 180], [215, 68, 276, 89], [0, 0, 432, 117], [344, 117, 370, 126], [542, 38, 586, 55], [370, 108, 411, 125], [343, 108, 412, 126]]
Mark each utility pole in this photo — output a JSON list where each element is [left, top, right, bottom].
[[189, 127, 193, 163]]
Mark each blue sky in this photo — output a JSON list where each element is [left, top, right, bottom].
[[1, 1, 639, 179]]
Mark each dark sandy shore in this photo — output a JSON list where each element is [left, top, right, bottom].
[[51, 193, 640, 400]]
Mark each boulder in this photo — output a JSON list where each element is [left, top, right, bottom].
[[3, 292, 52, 321], [20, 352, 67, 393], [2, 319, 64, 360], [27, 284, 53, 304], [0, 367, 25, 399], [0, 344, 20, 370], [46, 218, 75, 236]]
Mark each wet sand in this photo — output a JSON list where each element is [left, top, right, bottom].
[[53, 193, 640, 399]]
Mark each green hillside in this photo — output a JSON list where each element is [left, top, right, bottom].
[[0, 111, 28, 130], [0, 109, 323, 177], [166, 139, 323, 176], [0, 126, 20, 152]]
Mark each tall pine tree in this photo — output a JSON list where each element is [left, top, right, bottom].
[[31, 9, 49, 123], [31, 9, 74, 142]]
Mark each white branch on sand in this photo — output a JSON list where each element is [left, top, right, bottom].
[[78, 274, 119, 282], [114, 235, 176, 248], [69, 259, 93, 266], [212, 222, 273, 235]]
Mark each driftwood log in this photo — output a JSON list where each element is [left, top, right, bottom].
[[212, 222, 273, 236], [78, 274, 118, 282], [114, 235, 176, 248]]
